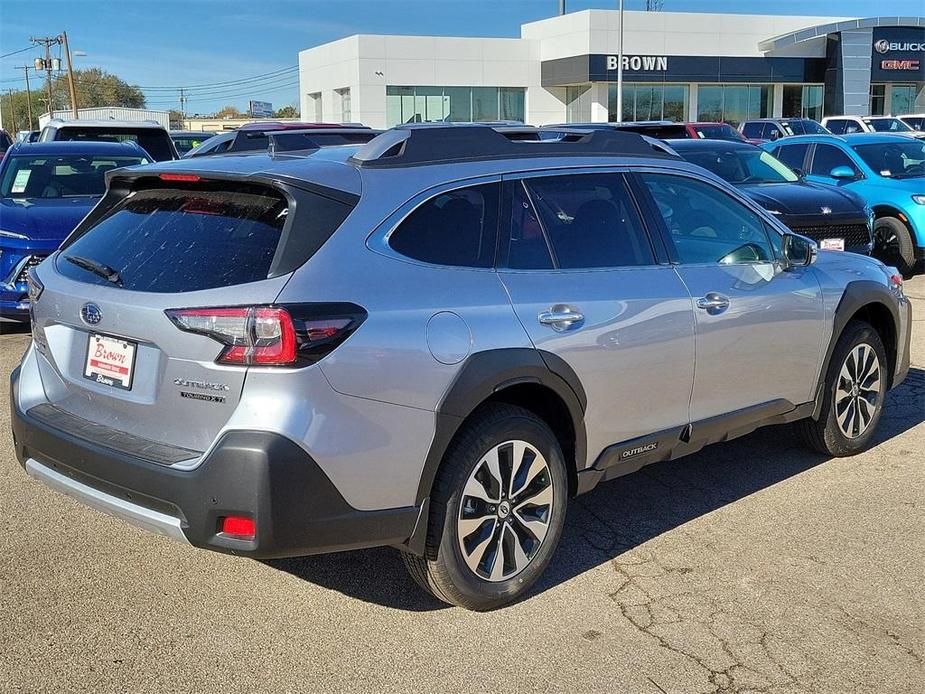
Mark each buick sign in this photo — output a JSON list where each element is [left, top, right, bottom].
[[875, 39, 925, 54], [80, 303, 102, 325]]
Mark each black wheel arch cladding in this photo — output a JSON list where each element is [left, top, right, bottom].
[[415, 348, 587, 507], [813, 280, 901, 417]]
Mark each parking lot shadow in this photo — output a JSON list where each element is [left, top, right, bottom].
[[268, 368, 924, 611], [0, 320, 30, 335]]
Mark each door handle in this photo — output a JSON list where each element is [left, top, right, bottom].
[[696, 293, 730, 313], [538, 305, 584, 331]]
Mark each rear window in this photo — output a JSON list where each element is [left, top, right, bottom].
[[57, 183, 353, 292], [0, 154, 149, 198], [53, 127, 176, 161], [622, 124, 689, 139]]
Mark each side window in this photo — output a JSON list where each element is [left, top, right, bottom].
[[826, 119, 846, 134], [810, 145, 857, 178], [389, 183, 500, 268], [843, 120, 863, 134], [741, 122, 763, 139], [640, 173, 774, 265], [506, 181, 553, 270], [774, 143, 809, 171], [508, 173, 654, 270]]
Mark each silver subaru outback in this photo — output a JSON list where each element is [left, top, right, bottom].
[[11, 125, 912, 610]]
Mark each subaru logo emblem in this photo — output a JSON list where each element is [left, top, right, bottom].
[[821, 206, 832, 215], [874, 39, 890, 54], [80, 303, 102, 325]]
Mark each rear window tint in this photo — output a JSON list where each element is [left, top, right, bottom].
[[57, 184, 352, 292], [389, 183, 500, 267]]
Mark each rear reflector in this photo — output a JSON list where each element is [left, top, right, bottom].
[[165, 303, 366, 367], [159, 173, 201, 182], [221, 516, 256, 540]]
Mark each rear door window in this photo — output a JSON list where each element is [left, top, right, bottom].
[[54, 127, 176, 161], [825, 120, 847, 134], [506, 172, 654, 270], [388, 183, 500, 268], [741, 122, 763, 139], [773, 143, 809, 171], [57, 183, 353, 292]]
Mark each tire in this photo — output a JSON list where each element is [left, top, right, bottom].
[[873, 216, 916, 279], [796, 320, 888, 457], [402, 403, 568, 610]]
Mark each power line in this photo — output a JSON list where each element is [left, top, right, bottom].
[[0, 45, 34, 59], [135, 65, 297, 91]]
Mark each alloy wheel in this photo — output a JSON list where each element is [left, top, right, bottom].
[[456, 440, 555, 582], [835, 343, 881, 439]]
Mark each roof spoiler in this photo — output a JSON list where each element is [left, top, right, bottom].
[[266, 128, 384, 157]]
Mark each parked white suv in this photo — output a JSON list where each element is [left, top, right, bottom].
[[822, 115, 925, 140]]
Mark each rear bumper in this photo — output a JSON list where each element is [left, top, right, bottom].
[[893, 297, 912, 389], [10, 366, 421, 559]]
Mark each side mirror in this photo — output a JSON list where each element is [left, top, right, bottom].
[[782, 233, 817, 268], [830, 165, 855, 179]]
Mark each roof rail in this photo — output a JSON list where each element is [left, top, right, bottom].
[[267, 128, 384, 156], [350, 123, 680, 168]]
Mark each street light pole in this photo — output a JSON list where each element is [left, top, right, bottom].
[[616, 0, 624, 123]]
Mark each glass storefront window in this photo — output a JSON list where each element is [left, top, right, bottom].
[[566, 84, 591, 123], [782, 85, 824, 121], [890, 85, 916, 116], [385, 86, 525, 126], [870, 84, 886, 116], [696, 84, 771, 126], [607, 83, 689, 122]]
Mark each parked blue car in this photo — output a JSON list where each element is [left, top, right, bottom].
[[762, 133, 925, 277], [0, 141, 150, 319]]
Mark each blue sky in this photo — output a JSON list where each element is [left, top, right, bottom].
[[1, 0, 922, 115]]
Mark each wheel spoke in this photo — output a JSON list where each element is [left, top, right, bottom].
[[462, 519, 498, 574], [463, 472, 499, 505], [486, 525, 506, 581], [482, 447, 503, 500], [506, 523, 530, 574], [515, 482, 553, 511], [510, 450, 545, 499], [458, 514, 494, 538], [513, 511, 549, 544]]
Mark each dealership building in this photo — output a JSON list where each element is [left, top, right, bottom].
[[298, 10, 924, 129]]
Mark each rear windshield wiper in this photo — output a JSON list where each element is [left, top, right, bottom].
[[65, 255, 123, 286]]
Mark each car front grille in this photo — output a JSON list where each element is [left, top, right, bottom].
[[15, 255, 47, 285], [789, 223, 871, 250]]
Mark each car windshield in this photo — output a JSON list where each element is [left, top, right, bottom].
[[681, 147, 799, 184], [864, 118, 913, 133], [172, 134, 214, 154], [691, 124, 743, 141], [782, 120, 828, 135], [851, 140, 925, 179], [0, 154, 149, 199]]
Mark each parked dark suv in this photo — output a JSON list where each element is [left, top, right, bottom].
[[11, 124, 911, 610], [740, 118, 830, 144]]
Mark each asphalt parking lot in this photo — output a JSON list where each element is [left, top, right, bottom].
[[1, 278, 922, 694]]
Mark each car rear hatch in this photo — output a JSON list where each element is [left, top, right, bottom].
[[28, 170, 357, 457]]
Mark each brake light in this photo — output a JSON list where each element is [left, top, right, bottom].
[[221, 516, 256, 540], [165, 303, 366, 367], [889, 273, 904, 293], [159, 173, 201, 182]]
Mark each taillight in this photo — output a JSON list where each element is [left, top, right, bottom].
[[220, 516, 256, 540], [165, 303, 365, 367]]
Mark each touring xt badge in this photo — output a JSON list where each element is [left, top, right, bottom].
[[174, 377, 229, 404]]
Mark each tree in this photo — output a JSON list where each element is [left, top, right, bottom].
[[215, 105, 243, 119], [168, 109, 185, 129], [274, 104, 299, 119], [53, 68, 145, 110]]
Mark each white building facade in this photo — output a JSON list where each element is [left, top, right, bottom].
[[298, 10, 925, 129]]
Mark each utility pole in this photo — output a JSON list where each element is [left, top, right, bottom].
[[60, 31, 79, 118], [18, 65, 34, 129], [31, 35, 62, 120], [179, 88, 188, 122]]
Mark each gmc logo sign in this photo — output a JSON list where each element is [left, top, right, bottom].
[[881, 59, 921, 71]]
